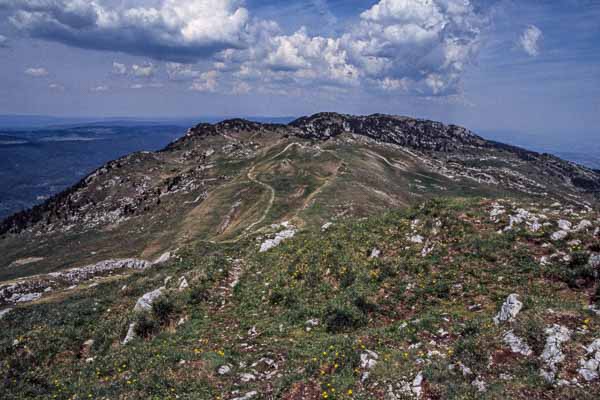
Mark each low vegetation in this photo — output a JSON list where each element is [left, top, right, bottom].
[[1, 198, 599, 399]]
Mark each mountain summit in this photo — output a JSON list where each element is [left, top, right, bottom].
[[1, 114, 600, 399]]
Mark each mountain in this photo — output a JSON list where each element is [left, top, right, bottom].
[[1, 113, 600, 399]]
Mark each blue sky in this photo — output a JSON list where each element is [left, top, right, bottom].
[[0, 0, 598, 142]]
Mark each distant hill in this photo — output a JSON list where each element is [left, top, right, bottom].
[[0, 115, 295, 129]]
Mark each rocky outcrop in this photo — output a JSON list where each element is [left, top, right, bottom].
[[259, 223, 297, 252], [133, 287, 165, 312], [578, 339, 600, 382], [503, 331, 532, 356], [0, 258, 154, 306], [494, 294, 523, 324], [540, 324, 571, 383]]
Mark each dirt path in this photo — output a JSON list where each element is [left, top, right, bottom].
[[243, 164, 276, 234], [204, 142, 342, 243]]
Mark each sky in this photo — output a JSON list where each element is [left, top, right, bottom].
[[0, 0, 599, 143]]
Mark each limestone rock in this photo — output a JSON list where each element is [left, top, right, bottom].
[[494, 294, 523, 324], [122, 323, 137, 345], [503, 331, 532, 356], [134, 287, 165, 312], [551, 230, 569, 241], [540, 324, 571, 383]]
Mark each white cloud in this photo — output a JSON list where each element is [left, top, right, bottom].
[[0, 35, 7, 47], [4, 0, 250, 61], [6, 0, 492, 97], [91, 85, 108, 92], [190, 70, 219, 92], [24, 67, 49, 77], [131, 63, 156, 78], [232, 81, 251, 94], [166, 62, 203, 80], [232, 0, 484, 95], [519, 25, 542, 57], [48, 83, 64, 90], [130, 83, 164, 89], [112, 62, 127, 75]]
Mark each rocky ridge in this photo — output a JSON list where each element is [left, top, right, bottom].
[[1, 113, 599, 240]]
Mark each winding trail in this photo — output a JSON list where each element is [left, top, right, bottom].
[[201, 141, 342, 244], [243, 164, 276, 234]]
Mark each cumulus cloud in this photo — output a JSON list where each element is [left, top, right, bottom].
[[4, 0, 493, 96], [48, 83, 64, 90], [519, 25, 542, 56], [91, 85, 108, 92], [131, 63, 156, 78], [24, 67, 49, 77], [112, 62, 127, 75], [166, 63, 203, 81], [0, 35, 7, 47], [232, 81, 251, 94], [233, 0, 486, 95], [190, 70, 219, 92], [2, 0, 250, 62]]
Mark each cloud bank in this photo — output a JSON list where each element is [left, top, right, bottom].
[[2, 0, 493, 96]]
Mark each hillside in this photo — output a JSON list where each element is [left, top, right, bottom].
[[1, 113, 598, 281], [1, 114, 600, 399]]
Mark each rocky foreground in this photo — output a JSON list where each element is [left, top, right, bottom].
[[1, 197, 600, 399]]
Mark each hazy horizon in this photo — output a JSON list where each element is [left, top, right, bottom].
[[1, 1, 598, 144]]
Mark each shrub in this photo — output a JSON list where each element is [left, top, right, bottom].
[[134, 313, 159, 338], [152, 295, 177, 324], [564, 252, 594, 288], [324, 300, 367, 333], [188, 282, 210, 305]]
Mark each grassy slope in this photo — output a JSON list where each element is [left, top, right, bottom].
[[0, 135, 518, 282], [1, 198, 599, 399]]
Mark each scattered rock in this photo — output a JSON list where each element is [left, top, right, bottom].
[[540, 324, 571, 383], [369, 248, 381, 259], [574, 220, 593, 232], [82, 339, 94, 356], [305, 318, 319, 331], [503, 331, 532, 356], [231, 391, 257, 400], [411, 372, 424, 398], [178, 276, 189, 291], [578, 339, 600, 382], [133, 287, 165, 312], [321, 222, 333, 231], [0, 308, 12, 319], [153, 251, 172, 265], [409, 235, 424, 244], [494, 294, 523, 324], [9, 292, 42, 303], [551, 230, 569, 241], [239, 373, 256, 382], [218, 364, 232, 375], [471, 377, 487, 392], [122, 323, 137, 345], [360, 350, 379, 369], [259, 227, 296, 252], [557, 220, 572, 231]]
